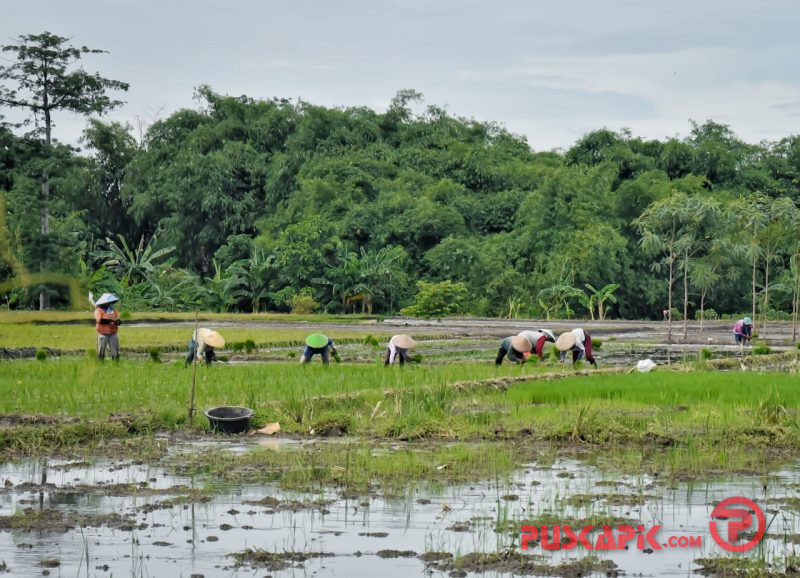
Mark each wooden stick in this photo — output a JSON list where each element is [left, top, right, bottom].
[[189, 311, 199, 425]]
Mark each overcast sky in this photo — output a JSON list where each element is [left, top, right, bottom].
[[3, 0, 799, 151]]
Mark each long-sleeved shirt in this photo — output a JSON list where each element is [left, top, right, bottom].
[[387, 335, 407, 364], [94, 307, 119, 336], [518, 330, 549, 360], [733, 320, 752, 337]]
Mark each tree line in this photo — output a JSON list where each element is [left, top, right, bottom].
[[1, 33, 799, 336]]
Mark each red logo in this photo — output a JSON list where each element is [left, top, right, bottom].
[[709, 497, 765, 552]]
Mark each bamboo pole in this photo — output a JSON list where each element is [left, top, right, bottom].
[[189, 311, 199, 425]]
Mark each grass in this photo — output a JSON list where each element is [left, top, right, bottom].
[[176, 441, 517, 495], [0, 324, 407, 351], [2, 357, 800, 478]]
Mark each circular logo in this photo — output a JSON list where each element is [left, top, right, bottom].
[[709, 497, 765, 552]]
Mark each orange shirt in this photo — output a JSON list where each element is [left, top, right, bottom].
[[94, 307, 119, 335]]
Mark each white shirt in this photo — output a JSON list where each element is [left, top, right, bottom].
[[388, 335, 407, 364], [572, 328, 586, 352]]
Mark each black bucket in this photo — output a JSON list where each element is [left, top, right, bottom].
[[204, 406, 254, 434]]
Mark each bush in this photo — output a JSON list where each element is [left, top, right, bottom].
[[668, 308, 682, 321], [752, 342, 772, 355], [290, 292, 319, 315], [148, 347, 161, 363], [695, 308, 718, 320], [400, 280, 468, 318], [35, 349, 48, 362]]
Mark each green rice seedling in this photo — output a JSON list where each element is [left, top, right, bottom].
[[244, 339, 256, 354], [591, 338, 602, 349], [148, 347, 161, 363], [753, 342, 772, 355], [231, 342, 245, 353], [35, 349, 48, 361]]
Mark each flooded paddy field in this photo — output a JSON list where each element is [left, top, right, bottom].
[[3, 439, 800, 577], [1, 315, 800, 576]]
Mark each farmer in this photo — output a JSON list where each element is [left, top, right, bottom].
[[518, 329, 556, 361], [301, 333, 341, 365], [495, 334, 533, 365], [733, 317, 754, 352], [185, 328, 225, 367], [385, 334, 416, 366], [90, 292, 121, 361], [555, 328, 597, 367]]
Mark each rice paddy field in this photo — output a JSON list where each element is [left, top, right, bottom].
[[1, 312, 800, 577]]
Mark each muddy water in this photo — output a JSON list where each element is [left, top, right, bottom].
[[1, 442, 798, 577]]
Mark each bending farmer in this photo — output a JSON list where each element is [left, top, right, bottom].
[[495, 334, 533, 365], [733, 317, 754, 353], [301, 333, 340, 365], [555, 328, 597, 367], [517, 329, 556, 361], [385, 334, 416, 366], [91, 292, 121, 361], [185, 328, 225, 366]]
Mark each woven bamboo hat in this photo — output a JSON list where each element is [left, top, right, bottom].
[[392, 335, 416, 349], [510, 334, 533, 353], [95, 293, 119, 306], [555, 332, 577, 351], [198, 328, 225, 349], [306, 333, 330, 348]]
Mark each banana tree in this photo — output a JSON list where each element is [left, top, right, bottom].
[[584, 283, 620, 320]]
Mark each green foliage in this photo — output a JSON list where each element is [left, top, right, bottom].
[[752, 342, 772, 355], [35, 348, 47, 361], [244, 339, 256, 354], [696, 308, 718, 320], [400, 280, 468, 318], [289, 291, 318, 315], [148, 347, 161, 363]]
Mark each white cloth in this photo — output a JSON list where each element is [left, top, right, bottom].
[[637, 359, 657, 373], [192, 329, 209, 361], [388, 335, 404, 364], [572, 328, 586, 352], [519, 330, 545, 348]]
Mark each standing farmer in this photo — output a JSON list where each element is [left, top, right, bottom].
[[385, 334, 416, 366], [518, 329, 556, 361], [733, 317, 754, 355], [301, 333, 341, 365], [90, 292, 121, 361], [555, 328, 597, 367], [495, 334, 533, 365]]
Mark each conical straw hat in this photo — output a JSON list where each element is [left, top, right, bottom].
[[393, 334, 416, 349], [510, 334, 533, 353], [306, 333, 329, 348], [95, 293, 119, 306], [198, 328, 225, 348], [555, 332, 577, 351]]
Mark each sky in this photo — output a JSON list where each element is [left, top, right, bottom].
[[2, 0, 800, 151]]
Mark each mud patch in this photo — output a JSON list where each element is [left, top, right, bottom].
[[422, 550, 620, 577], [377, 549, 417, 558], [241, 496, 332, 512], [230, 549, 335, 571], [0, 509, 136, 533]]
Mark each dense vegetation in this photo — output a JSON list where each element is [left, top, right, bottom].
[[2, 37, 799, 323]]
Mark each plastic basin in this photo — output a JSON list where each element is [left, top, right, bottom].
[[204, 406, 253, 434]]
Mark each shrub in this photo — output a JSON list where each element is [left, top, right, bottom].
[[668, 308, 683, 321], [148, 347, 161, 363], [35, 349, 48, 361], [400, 280, 468, 318], [290, 292, 319, 315], [695, 308, 718, 320]]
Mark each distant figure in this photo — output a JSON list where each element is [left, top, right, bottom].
[[495, 334, 533, 366], [90, 292, 121, 361], [555, 328, 597, 367], [301, 334, 340, 365], [517, 329, 556, 361], [385, 334, 416, 366], [733, 317, 754, 353], [662, 309, 670, 321], [185, 328, 225, 366]]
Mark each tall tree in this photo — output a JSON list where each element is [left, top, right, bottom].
[[0, 32, 128, 308]]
